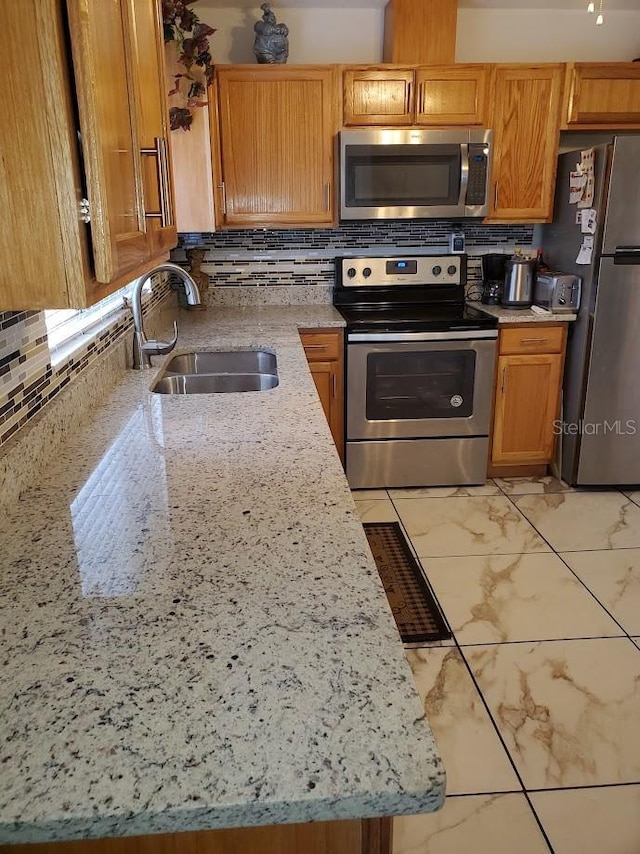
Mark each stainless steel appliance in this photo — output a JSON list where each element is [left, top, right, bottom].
[[334, 255, 498, 488], [543, 135, 640, 485], [481, 253, 508, 305], [339, 129, 493, 220], [534, 273, 581, 313], [501, 257, 535, 307]]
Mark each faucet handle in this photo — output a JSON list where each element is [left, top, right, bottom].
[[143, 321, 178, 356]]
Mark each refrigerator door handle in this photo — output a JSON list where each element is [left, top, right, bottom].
[[614, 247, 640, 265]]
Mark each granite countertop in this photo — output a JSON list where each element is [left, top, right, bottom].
[[0, 305, 445, 844], [468, 301, 578, 323]]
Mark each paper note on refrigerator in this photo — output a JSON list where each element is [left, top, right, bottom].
[[580, 208, 597, 234], [577, 149, 596, 208], [576, 235, 594, 265], [569, 171, 587, 204]]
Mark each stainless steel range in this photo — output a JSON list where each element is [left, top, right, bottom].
[[334, 255, 499, 489]]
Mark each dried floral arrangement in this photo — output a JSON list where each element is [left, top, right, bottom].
[[163, 0, 215, 131]]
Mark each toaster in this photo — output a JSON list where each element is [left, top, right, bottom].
[[534, 273, 581, 313]]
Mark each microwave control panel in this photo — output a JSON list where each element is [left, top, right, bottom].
[[466, 144, 489, 206]]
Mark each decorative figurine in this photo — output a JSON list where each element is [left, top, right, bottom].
[[253, 3, 289, 64]]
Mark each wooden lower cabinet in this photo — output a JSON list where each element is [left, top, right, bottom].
[[300, 329, 345, 463], [0, 817, 392, 854], [490, 324, 568, 471]]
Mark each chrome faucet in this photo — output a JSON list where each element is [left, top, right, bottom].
[[129, 262, 202, 370]]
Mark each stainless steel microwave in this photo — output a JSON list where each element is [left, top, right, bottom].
[[339, 128, 493, 220]]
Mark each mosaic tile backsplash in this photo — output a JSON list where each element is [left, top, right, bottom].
[[0, 277, 171, 452], [174, 220, 535, 294]]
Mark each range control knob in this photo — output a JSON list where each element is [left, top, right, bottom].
[[432, 265, 442, 276], [447, 265, 457, 275], [347, 267, 357, 278], [363, 267, 372, 278]]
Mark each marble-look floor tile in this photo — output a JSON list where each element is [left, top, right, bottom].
[[530, 784, 640, 854], [354, 498, 399, 524], [394, 496, 550, 557], [350, 489, 388, 500], [561, 550, 640, 635], [406, 648, 520, 794], [389, 482, 501, 499], [633, 637, 640, 651], [514, 492, 640, 552], [465, 638, 640, 789], [425, 553, 623, 645], [393, 794, 550, 854], [495, 475, 574, 495]]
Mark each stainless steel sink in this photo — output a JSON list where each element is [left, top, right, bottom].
[[151, 349, 279, 395], [164, 350, 277, 376]]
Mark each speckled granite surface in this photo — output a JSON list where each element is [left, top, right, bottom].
[[468, 301, 577, 323], [0, 305, 445, 844]]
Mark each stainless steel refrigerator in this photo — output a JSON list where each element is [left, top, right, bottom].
[[543, 135, 640, 486]]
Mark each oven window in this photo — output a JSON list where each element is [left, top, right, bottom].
[[366, 350, 475, 421], [345, 144, 461, 208]]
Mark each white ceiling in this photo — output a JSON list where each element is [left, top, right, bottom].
[[198, 0, 640, 8]]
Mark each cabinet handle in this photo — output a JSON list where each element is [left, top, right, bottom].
[[305, 343, 329, 351], [521, 337, 547, 344], [406, 81, 412, 113], [494, 180, 499, 209], [217, 182, 227, 215], [325, 181, 331, 213], [141, 137, 172, 227], [331, 372, 337, 399], [501, 366, 508, 394]]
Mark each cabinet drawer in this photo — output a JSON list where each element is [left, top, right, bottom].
[[499, 325, 565, 355], [300, 330, 341, 361]]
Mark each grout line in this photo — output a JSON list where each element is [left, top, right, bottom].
[[455, 635, 628, 647], [523, 790, 556, 854], [526, 781, 640, 793]]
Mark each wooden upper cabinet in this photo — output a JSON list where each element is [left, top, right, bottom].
[[215, 66, 338, 227], [487, 64, 565, 223], [416, 65, 490, 126], [343, 68, 415, 126], [564, 63, 640, 128], [0, 0, 174, 311], [126, 0, 177, 256], [66, 0, 150, 283]]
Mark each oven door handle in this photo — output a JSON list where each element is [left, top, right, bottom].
[[347, 330, 498, 343]]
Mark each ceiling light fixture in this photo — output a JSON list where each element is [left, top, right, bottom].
[[587, 1, 595, 12]]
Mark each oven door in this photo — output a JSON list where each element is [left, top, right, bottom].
[[346, 331, 497, 441]]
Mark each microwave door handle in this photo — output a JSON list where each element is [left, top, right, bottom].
[[458, 143, 469, 209]]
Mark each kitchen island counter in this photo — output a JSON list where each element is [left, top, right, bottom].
[[0, 306, 444, 845]]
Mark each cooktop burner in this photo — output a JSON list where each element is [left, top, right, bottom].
[[333, 254, 498, 333], [335, 302, 497, 333]]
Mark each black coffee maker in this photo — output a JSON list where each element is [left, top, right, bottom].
[[481, 253, 508, 305]]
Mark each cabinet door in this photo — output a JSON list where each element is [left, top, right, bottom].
[[565, 63, 640, 128], [216, 67, 337, 226], [487, 64, 564, 223], [343, 69, 415, 126], [492, 353, 563, 464], [415, 65, 490, 126], [308, 361, 344, 463], [126, 0, 177, 256], [66, 0, 150, 283]]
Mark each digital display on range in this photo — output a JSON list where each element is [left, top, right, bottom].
[[385, 260, 417, 275]]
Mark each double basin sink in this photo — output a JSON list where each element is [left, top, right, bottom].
[[152, 350, 279, 395]]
